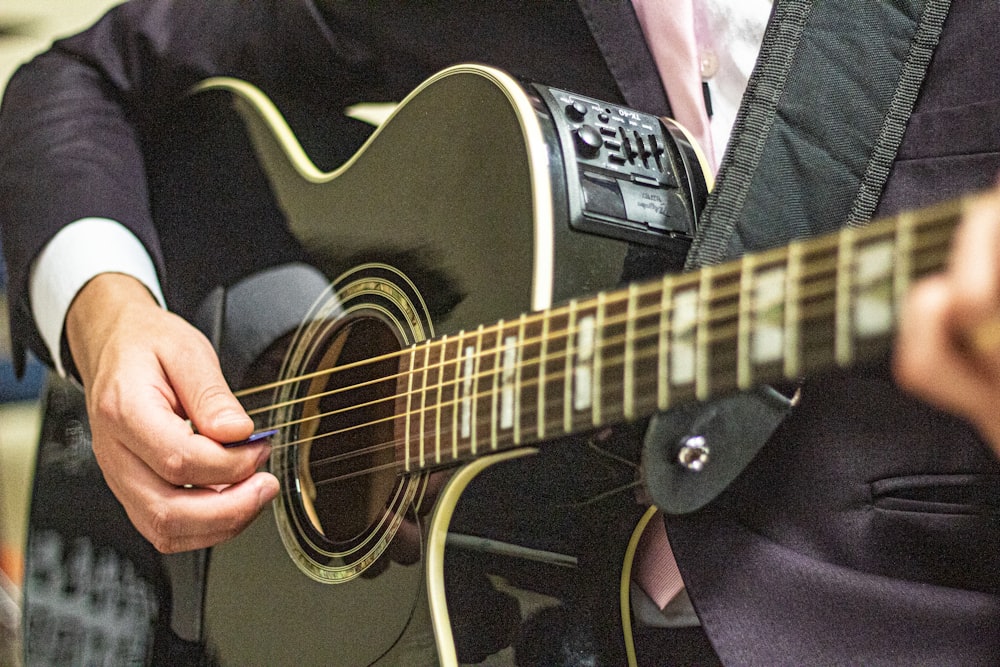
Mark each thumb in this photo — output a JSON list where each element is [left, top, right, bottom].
[[166, 338, 254, 444]]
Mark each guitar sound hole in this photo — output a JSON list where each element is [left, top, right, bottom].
[[296, 318, 402, 544]]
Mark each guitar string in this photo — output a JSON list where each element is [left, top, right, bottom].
[[236, 214, 952, 428], [264, 241, 951, 486], [275, 341, 682, 488], [246, 232, 948, 478], [214, 208, 957, 486], [246, 224, 950, 446], [286, 290, 905, 488]]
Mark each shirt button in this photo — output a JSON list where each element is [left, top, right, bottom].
[[700, 50, 720, 79]]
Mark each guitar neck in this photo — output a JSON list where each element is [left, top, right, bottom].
[[398, 196, 965, 472]]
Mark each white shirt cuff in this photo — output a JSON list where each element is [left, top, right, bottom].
[[29, 218, 165, 377]]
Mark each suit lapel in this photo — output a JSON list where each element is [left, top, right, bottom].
[[575, 0, 671, 116]]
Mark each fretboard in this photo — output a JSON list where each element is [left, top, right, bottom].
[[398, 196, 965, 472]]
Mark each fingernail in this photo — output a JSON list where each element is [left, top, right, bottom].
[[257, 474, 280, 506], [215, 409, 251, 428]]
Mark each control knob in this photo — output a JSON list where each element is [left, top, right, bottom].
[[565, 100, 588, 122], [573, 124, 603, 159]]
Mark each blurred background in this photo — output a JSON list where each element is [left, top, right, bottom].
[[0, 1, 124, 659]]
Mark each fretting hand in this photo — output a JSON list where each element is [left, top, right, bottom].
[[895, 183, 1000, 455]]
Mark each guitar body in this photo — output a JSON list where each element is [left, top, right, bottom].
[[185, 66, 697, 665]]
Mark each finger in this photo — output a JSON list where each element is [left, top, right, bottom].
[[159, 328, 254, 443], [896, 279, 1000, 424], [943, 193, 1000, 380], [947, 192, 1000, 324], [152, 474, 281, 553], [968, 317, 1000, 357], [103, 442, 280, 553], [99, 377, 271, 489], [106, 314, 268, 486]]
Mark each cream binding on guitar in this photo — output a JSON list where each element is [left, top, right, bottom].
[[179, 63, 714, 666]]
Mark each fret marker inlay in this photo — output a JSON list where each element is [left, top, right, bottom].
[[752, 267, 786, 364], [500, 335, 517, 430], [854, 241, 895, 338], [460, 345, 474, 439], [574, 315, 595, 411], [671, 289, 697, 385]]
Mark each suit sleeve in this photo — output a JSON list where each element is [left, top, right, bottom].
[[0, 0, 274, 372]]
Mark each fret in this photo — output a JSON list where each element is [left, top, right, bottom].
[[421, 340, 444, 463], [835, 227, 856, 367], [459, 331, 480, 454], [419, 338, 436, 466], [741, 254, 788, 388], [500, 329, 518, 435], [563, 301, 577, 434], [629, 281, 663, 418], [450, 331, 465, 458], [573, 310, 595, 413], [537, 311, 550, 440], [784, 241, 802, 379], [695, 267, 711, 400], [489, 320, 505, 450], [437, 334, 459, 460], [569, 301, 601, 432], [540, 305, 569, 437], [893, 212, 914, 317], [670, 279, 698, 398], [853, 236, 896, 338], [521, 314, 545, 443], [624, 284, 639, 420], [737, 256, 754, 389], [459, 339, 472, 442], [852, 230, 897, 363], [514, 314, 527, 445], [911, 202, 959, 280], [559, 299, 598, 434], [598, 290, 631, 425], [428, 336, 449, 457], [403, 344, 418, 472], [753, 261, 788, 370], [471, 325, 491, 452], [657, 275, 673, 411], [591, 293, 607, 426], [666, 276, 700, 404]]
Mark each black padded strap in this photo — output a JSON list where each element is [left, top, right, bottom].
[[684, 0, 952, 269]]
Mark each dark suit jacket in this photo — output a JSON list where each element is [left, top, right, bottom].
[[2, 1, 999, 664]]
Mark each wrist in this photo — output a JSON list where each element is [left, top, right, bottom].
[[65, 273, 162, 385]]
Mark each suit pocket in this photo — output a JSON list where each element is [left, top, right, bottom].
[[898, 99, 1000, 161], [867, 473, 1000, 594], [870, 473, 1000, 516]]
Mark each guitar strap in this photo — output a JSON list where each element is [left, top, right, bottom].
[[642, 0, 952, 515], [684, 0, 952, 268]]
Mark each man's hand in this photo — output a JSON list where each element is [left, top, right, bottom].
[[66, 273, 280, 553], [895, 184, 1000, 454]]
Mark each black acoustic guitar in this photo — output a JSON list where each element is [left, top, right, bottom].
[[22, 64, 962, 666]]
